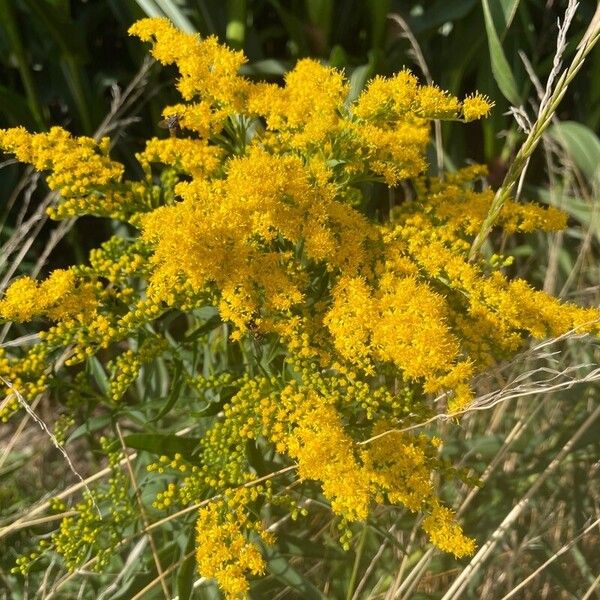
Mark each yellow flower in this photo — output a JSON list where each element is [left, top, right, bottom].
[[422, 503, 476, 558], [129, 17, 248, 108], [0, 270, 97, 323], [415, 85, 460, 119], [461, 93, 495, 121], [0, 127, 123, 199]]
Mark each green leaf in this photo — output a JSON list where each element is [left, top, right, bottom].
[[367, 0, 390, 51], [274, 533, 346, 560], [67, 415, 113, 443], [0, 85, 36, 128], [151, 362, 184, 422], [328, 44, 348, 68], [21, 0, 87, 58], [240, 59, 290, 76], [226, 0, 247, 50], [87, 356, 109, 395], [177, 530, 196, 600], [267, 0, 311, 57], [538, 187, 600, 245], [257, 540, 329, 600], [466, 434, 504, 458], [183, 314, 222, 343], [0, 0, 46, 129], [124, 433, 200, 460], [135, 0, 196, 33], [347, 63, 372, 104], [547, 121, 600, 186], [489, 0, 520, 35], [306, 0, 333, 39], [481, 0, 521, 105]]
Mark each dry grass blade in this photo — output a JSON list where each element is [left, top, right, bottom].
[[0, 376, 100, 516], [358, 329, 600, 445], [581, 572, 600, 600], [116, 423, 171, 600], [499, 516, 600, 600], [440, 403, 600, 600]]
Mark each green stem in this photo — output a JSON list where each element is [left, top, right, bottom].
[[0, 0, 45, 130], [346, 522, 369, 600]]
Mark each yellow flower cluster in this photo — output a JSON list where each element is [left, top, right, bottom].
[[128, 18, 247, 107], [0, 345, 48, 421], [248, 59, 349, 149], [0, 269, 97, 323], [1, 16, 598, 597], [422, 503, 476, 558], [12, 439, 135, 575], [107, 335, 168, 402], [195, 488, 274, 600], [0, 127, 122, 198]]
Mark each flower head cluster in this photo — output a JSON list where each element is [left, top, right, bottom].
[[1, 16, 597, 599], [195, 487, 275, 600]]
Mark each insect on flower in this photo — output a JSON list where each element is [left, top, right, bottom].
[[158, 113, 181, 138]]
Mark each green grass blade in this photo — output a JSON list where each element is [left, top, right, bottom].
[[135, 0, 197, 33], [481, 0, 521, 105], [21, 0, 93, 132], [0, 0, 46, 129], [153, 0, 197, 32]]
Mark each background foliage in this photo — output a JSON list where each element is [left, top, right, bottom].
[[0, 1, 599, 599]]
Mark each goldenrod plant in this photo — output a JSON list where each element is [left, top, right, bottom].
[[0, 16, 599, 600]]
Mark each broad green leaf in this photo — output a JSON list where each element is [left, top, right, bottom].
[[240, 59, 290, 76], [183, 314, 222, 343], [306, 0, 333, 38], [466, 434, 504, 458], [367, 0, 390, 51], [21, 0, 88, 58], [328, 44, 348, 68], [481, 0, 521, 105], [124, 433, 200, 459], [538, 187, 600, 244], [347, 63, 372, 104], [547, 121, 600, 186], [274, 533, 346, 560]]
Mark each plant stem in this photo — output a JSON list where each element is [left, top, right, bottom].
[[346, 522, 369, 600]]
